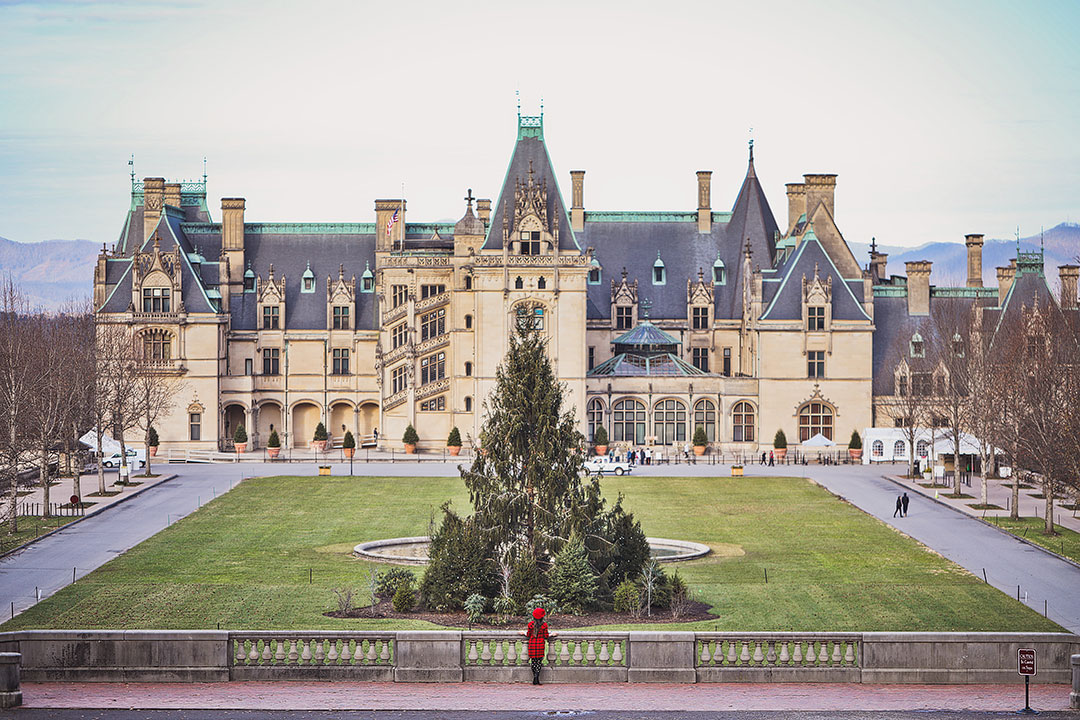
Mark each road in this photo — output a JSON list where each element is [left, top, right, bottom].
[[3, 711, 1077, 720]]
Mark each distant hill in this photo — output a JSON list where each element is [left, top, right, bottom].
[[848, 223, 1079, 289], [0, 236, 98, 310]]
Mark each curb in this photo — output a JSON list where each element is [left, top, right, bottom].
[[879, 474, 1080, 572], [1, 472, 178, 560]]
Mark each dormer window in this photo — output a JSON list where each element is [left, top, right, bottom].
[[952, 333, 964, 357], [712, 255, 726, 285], [910, 333, 925, 358], [243, 267, 255, 292], [333, 305, 350, 330], [653, 252, 665, 285], [142, 286, 171, 313], [262, 305, 280, 330], [301, 262, 315, 293], [520, 231, 541, 255], [588, 261, 601, 285], [360, 262, 374, 293], [807, 306, 825, 331]]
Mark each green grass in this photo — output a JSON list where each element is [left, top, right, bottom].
[[1, 516, 78, 555], [1, 475, 1062, 633], [984, 515, 1080, 565]]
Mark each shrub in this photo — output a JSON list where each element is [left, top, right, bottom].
[[547, 534, 598, 615], [392, 584, 415, 612], [420, 503, 499, 610], [849, 430, 862, 450], [376, 567, 415, 597], [508, 554, 545, 611], [343, 430, 356, 449], [692, 425, 708, 447], [773, 429, 787, 449], [147, 426, 159, 447], [668, 571, 691, 620], [447, 426, 462, 447], [464, 593, 487, 624], [527, 593, 557, 617], [613, 580, 641, 614], [267, 430, 281, 448], [403, 424, 419, 445], [233, 424, 247, 445], [492, 595, 515, 624], [593, 426, 608, 446], [313, 422, 328, 442], [332, 587, 355, 614]]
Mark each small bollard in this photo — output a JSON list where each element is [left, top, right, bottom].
[[0, 652, 21, 708], [1071, 654, 1080, 710]]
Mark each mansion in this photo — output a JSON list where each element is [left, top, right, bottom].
[[93, 113, 1080, 453]]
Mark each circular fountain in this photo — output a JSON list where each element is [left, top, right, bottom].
[[353, 536, 709, 566]]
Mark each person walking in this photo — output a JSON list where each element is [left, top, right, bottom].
[[520, 607, 557, 685], [893, 495, 903, 518], [901, 492, 910, 517], [645, 447, 652, 465], [769, 451, 774, 467]]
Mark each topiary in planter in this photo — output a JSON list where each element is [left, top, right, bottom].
[[773, 429, 787, 449], [593, 426, 608, 447], [447, 426, 462, 447], [692, 425, 708, 447], [267, 430, 281, 448], [849, 430, 862, 450], [343, 431, 356, 449], [147, 426, 159, 448], [403, 424, 419, 445], [233, 424, 247, 445], [313, 422, 328, 442]]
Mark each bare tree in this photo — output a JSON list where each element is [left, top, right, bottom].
[[929, 303, 972, 496], [878, 323, 935, 479], [964, 304, 1006, 507], [131, 360, 182, 477], [0, 278, 35, 533], [99, 324, 140, 481]]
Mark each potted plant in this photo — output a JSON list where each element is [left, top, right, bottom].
[[402, 424, 419, 454], [731, 463, 744, 477], [342, 430, 356, 459], [311, 422, 328, 452], [147, 426, 159, 457], [773, 429, 788, 462], [692, 425, 708, 456], [848, 429, 863, 461], [447, 426, 462, 456], [233, 424, 248, 454], [593, 426, 609, 456], [266, 429, 281, 459]]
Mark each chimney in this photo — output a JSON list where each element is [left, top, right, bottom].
[[965, 234, 984, 288], [570, 170, 585, 232], [375, 199, 406, 252], [870, 252, 888, 285], [996, 265, 1016, 306], [803, 174, 837, 219], [164, 183, 182, 209], [143, 177, 165, 242], [476, 198, 491, 228], [905, 260, 932, 316], [696, 171, 712, 233], [221, 198, 246, 278], [785, 183, 806, 234], [1059, 265, 1079, 310]]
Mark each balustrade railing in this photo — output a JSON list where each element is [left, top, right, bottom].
[[463, 632, 628, 668], [382, 304, 408, 326], [231, 633, 394, 668], [696, 633, 860, 669], [414, 291, 450, 313]]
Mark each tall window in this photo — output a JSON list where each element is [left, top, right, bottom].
[[515, 305, 544, 331], [893, 440, 906, 458], [332, 306, 350, 330], [732, 401, 755, 442], [391, 284, 408, 308], [420, 284, 445, 299], [262, 305, 280, 330], [807, 350, 825, 378], [588, 347, 595, 371], [361, 275, 374, 292], [798, 401, 834, 442], [262, 348, 280, 375], [537, 277, 546, 289], [189, 412, 201, 441], [693, 399, 716, 442], [391, 323, 407, 349], [587, 399, 605, 442], [142, 286, 171, 313], [653, 399, 687, 446], [332, 348, 350, 375], [465, 396, 472, 412], [243, 273, 255, 292], [514, 276, 524, 289], [916, 439, 930, 458], [897, 373, 909, 396], [692, 347, 709, 372], [588, 267, 601, 284], [464, 361, 472, 376], [519, 230, 541, 255], [912, 372, 932, 396], [142, 330, 171, 360], [692, 306, 709, 330], [722, 347, 732, 376], [872, 439, 884, 458], [613, 399, 646, 445], [465, 314, 473, 329], [391, 365, 407, 394], [244, 358, 253, 375], [420, 352, 446, 385], [807, 306, 825, 331], [616, 306, 633, 330], [421, 308, 446, 340], [464, 275, 472, 290]]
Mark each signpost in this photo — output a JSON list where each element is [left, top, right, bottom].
[[1018, 648, 1036, 714]]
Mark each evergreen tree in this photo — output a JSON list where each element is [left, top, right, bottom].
[[547, 533, 598, 615], [420, 502, 499, 610]]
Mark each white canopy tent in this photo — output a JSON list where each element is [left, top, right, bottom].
[[801, 433, 836, 447]]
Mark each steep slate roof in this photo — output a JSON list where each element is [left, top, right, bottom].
[[729, 146, 780, 267], [760, 227, 870, 322]]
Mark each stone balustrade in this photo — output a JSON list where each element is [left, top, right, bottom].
[[230, 632, 394, 680], [463, 632, 628, 682], [696, 633, 861, 682], [414, 291, 450, 313]]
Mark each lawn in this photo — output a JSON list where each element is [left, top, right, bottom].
[[1, 516, 79, 555], [1, 474, 1061, 632], [984, 515, 1080, 565]]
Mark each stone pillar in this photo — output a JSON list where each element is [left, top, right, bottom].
[[997, 264, 1016, 306], [222, 198, 246, 280], [393, 631, 463, 682], [804, 174, 837, 218], [143, 177, 165, 242], [1058, 265, 1079, 310], [905, 261, 932, 316], [1071, 653, 1080, 709], [627, 632, 696, 682], [164, 183, 182, 209], [696, 171, 712, 234], [785, 183, 806, 234], [570, 170, 585, 232], [0, 653, 21, 708], [869, 252, 888, 285], [965, 234, 984, 287], [476, 198, 491, 229]]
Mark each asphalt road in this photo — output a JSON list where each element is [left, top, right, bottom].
[[2, 711, 1076, 720]]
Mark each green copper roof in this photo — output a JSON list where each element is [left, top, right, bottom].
[[612, 322, 681, 349], [588, 352, 705, 377], [583, 211, 734, 224], [518, 114, 543, 140]]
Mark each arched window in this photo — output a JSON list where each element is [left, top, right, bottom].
[[872, 439, 884, 458], [464, 361, 472, 377], [893, 440, 906, 458], [465, 314, 473, 329], [465, 396, 473, 412], [464, 275, 473, 290], [587, 399, 605, 442], [713, 254, 726, 285], [732, 401, 755, 442], [916, 439, 930, 458], [537, 277, 546, 290], [653, 398, 687, 445], [515, 304, 545, 331], [798, 401, 834, 442], [142, 329, 171, 361], [612, 398, 646, 445], [514, 276, 524, 290], [693, 399, 716, 442]]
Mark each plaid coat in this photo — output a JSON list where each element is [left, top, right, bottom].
[[526, 620, 550, 659]]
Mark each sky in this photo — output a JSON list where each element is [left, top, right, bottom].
[[1, 0, 1079, 250]]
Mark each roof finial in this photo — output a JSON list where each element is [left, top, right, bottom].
[[1015, 225, 1020, 255], [641, 297, 652, 320], [540, 96, 544, 118], [129, 154, 135, 185], [748, 126, 754, 163], [516, 89, 520, 119], [869, 236, 877, 256], [202, 156, 207, 185], [464, 188, 474, 209], [745, 237, 752, 258]]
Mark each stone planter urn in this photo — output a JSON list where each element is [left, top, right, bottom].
[[267, 447, 281, 459], [311, 440, 327, 452], [693, 445, 706, 456], [404, 443, 416, 454], [234, 443, 247, 454], [148, 446, 158, 458], [848, 448, 863, 461], [448, 445, 461, 456], [343, 447, 355, 459], [774, 448, 787, 461]]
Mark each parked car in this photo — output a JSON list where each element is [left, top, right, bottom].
[[101, 448, 146, 469], [583, 457, 632, 476]]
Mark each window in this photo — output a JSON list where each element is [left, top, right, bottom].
[[893, 440, 906, 458], [420, 284, 445, 299], [722, 347, 732, 377], [332, 348, 350, 375], [333, 306, 350, 330], [653, 398, 687, 445], [189, 413, 201, 441], [912, 372, 932, 396], [807, 350, 825, 378], [694, 399, 716, 442], [464, 275, 472, 290], [514, 276, 524, 289], [897, 373, 909, 396], [515, 305, 544, 331], [519, 230, 541, 255], [910, 333, 925, 358], [141, 286, 171, 313], [391, 284, 408, 308], [262, 305, 280, 330], [587, 399, 605, 442], [732, 401, 755, 442], [464, 361, 472, 377], [807, 306, 825, 331], [465, 396, 472, 412], [420, 351, 446, 385], [419, 396, 445, 412], [616, 306, 633, 330], [613, 398, 646, 445], [588, 347, 595, 371], [361, 275, 374, 292], [464, 314, 473, 329], [391, 323, 407, 349], [952, 333, 964, 357], [692, 347, 709, 372], [303, 276, 314, 292], [588, 265, 601, 284], [872, 439, 884, 458], [916, 439, 930, 458], [391, 365, 407, 394], [243, 271, 255, 292], [420, 308, 446, 340], [798, 401, 834, 442], [712, 257, 726, 285], [538, 277, 546, 290], [262, 348, 280, 375], [142, 330, 171, 360], [653, 253, 665, 285], [244, 358, 253, 376], [692, 306, 709, 330]]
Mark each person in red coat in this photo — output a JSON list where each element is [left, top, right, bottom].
[[520, 607, 557, 685]]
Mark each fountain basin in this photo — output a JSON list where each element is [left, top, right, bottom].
[[353, 536, 709, 566]]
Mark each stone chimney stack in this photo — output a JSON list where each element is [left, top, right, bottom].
[[803, 174, 837, 219], [870, 252, 888, 285], [996, 264, 1016, 306], [570, 170, 585, 232], [965, 234, 984, 288], [696, 171, 712, 234], [375, 199, 406, 252], [164, 183, 182, 209], [785, 183, 806, 234], [143, 177, 165, 243], [476, 198, 491, 229], [1059, 265, 1079, 310], [221, 197, 246, 278], [905, 260, 932, 316]]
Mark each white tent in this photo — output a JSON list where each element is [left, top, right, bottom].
[[79, 429, 121, 456], [802, 433, 836, 447]]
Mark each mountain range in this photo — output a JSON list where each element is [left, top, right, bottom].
[[1, 223, 1077, 311]]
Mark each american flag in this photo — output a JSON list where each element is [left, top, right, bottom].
[[385, 208, 399, 236]]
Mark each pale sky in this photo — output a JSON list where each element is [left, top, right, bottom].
[[2, 0, 1078, 250]]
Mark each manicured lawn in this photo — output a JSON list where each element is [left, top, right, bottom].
[[1, 516, 79, 555], [984, 515, 1080, 565], [1, 475, 1062, 632]]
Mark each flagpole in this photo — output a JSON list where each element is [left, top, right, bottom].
[[400, 182, 405, 251]]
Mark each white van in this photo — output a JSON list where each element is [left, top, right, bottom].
[[101, 448, 146, 469]]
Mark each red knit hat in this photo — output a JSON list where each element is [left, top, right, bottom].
[[532, 607, 545, 620]]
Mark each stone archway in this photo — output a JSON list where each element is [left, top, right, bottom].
[[291, 402, 321, 448], [329, 402, 355, 446], [358, 402, 379, 445], [256, 402, 282, 448], [223, 404, 247, 447]]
